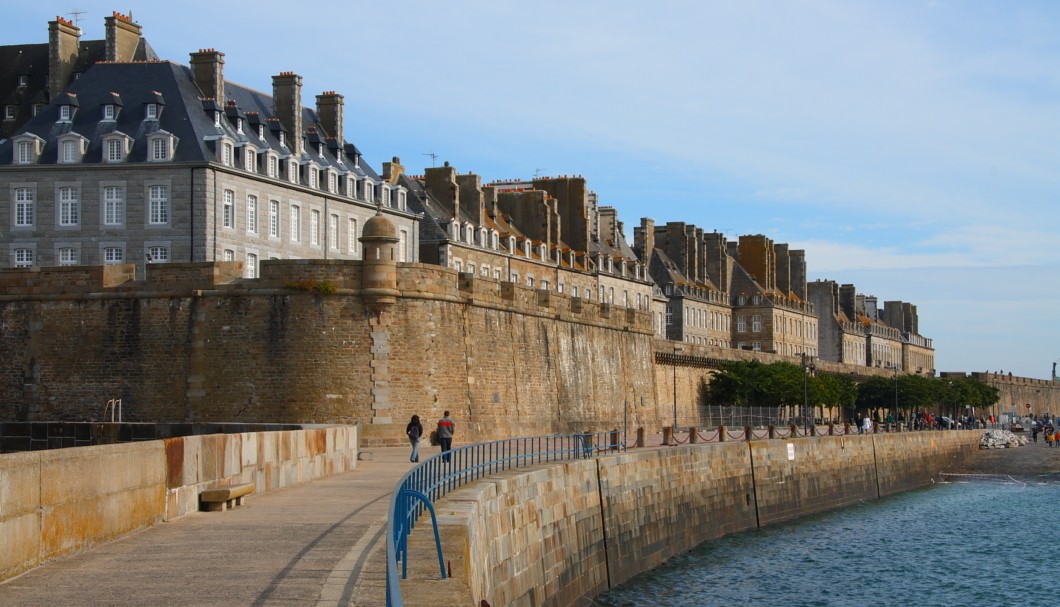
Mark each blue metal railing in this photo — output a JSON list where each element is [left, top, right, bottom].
[[385, 430, 624, 607]]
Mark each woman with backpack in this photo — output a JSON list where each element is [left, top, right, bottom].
[[406, 415, 424, 463]]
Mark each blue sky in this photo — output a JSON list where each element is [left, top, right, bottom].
[[7, 2, 1059, 378]]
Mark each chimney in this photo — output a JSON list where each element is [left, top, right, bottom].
[[839, 284, 857, 320], [315, 91, 344, 141], [48, 16, 81, 100], [424, 162, 459, 220], [634, 218, 655, 265], [455, 172, 484, 224], [789, 250, 807, 300], [272, 72, 303, 156], [189, 49, 225, 107], [382, 156, 405, 185], [105, 11, 142, 62]]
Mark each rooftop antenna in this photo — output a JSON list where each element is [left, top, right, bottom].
[[422, 152, 438, 167], [533, 168, 546, 178], [67, 8, 87, 29]]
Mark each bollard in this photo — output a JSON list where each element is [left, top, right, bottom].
[[663, 426, 674, 446], [828, 422, 835, 436], [718, 425, 726, 442], [810, 424, 817, 437], [745, 425, 752, 441], [791, 424, 798, 437], [610, 429, 620, 451], [768, 425, 775, 439], [689, 426, 699, 444], [635, 427, 645, 448]]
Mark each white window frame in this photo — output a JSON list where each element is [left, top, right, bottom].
[[290, 205, 301, 241], [348, 218, 358, 256], [148, 185, 169, 225], [269, 200, 280, 238], [149, 135, 170, 161], [103, 185, 125, 226], [103, 105, 116, 120], [58, 247, 79, 266], [267, 154, 278, 178], [245, 252, 258, 278], [58, 105, 72, 121], [222, 190, 235, 229], [246, 195, 258, 234], [13, 187, 34, 227], [310, 209, 320, 246], [14, 248, 35, 267], [58, 186, 80, 227], [145, 103, 158, 119], [103, 246, 125, 264], [146, 246, 169, 263], [105, 138, 125, 162], [288, 159, 299, 184], [329, 214, 338, 250]]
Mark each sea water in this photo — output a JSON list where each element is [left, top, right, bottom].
[[595, 478, 1059, 606]]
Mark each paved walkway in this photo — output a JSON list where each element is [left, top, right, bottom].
[[0, 446, 422, 607]]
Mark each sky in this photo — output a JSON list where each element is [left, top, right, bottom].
[[6, 2, 1060, 379]]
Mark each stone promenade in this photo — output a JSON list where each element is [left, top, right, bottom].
[[0, 446, 419, 606]]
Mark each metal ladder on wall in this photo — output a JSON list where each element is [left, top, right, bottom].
[[103, 399, 122, 423]]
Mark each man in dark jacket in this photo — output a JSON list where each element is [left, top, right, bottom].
[[437, 411, 456, 463]]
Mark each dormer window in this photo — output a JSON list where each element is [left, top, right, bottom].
[[57, 134, 88, 164], [18, 75, 28, 87], [103, 105, 117, 120], [146, 103, 158, 119], [32, 104, 43, 116], [346, 176, 355, 198], [148, 131, 176, 161], [235, 118, 243, 134], [279, 131, 286, 147], [58, 105, 73, 121], [4, 105, 16, 120], [308, 165, 318, 188], [288, 159, 299, 184], [523, 240, 531, 256], [12, 134, 43, 165], [327, 170, 336, 193], [266, 153, 278, 178], [244, 147, 257, 172], [364, 180, 374, 202], [398, 190, 407, 211], [103, 133, 132, 163], [213, 111, 223, 128], [258, 124, 265, 140], [382, 187, 390, 207], [221, 142, 233, 166], [317, 143, 324, 157]]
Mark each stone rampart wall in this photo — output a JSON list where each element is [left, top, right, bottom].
[[418, 431, 982, 607], [0, 425, 357, 582]]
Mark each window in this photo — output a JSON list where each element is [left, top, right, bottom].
[[151, 137, 169, 161], [146, 103, 158, 119], [246, 195, 258, 233], [527, 276, 534, 288], [5, 105, 17, 119], [288, 159, 299, 184], [147, 246, 168, 263], [106, 138, 124, 162], [222, 190, 234, 228], [32, 104, 43, 116], [244, 148, 255, 172], [103, 105, 116, 120], [382, 188, 391, 207], [59, 248, 79, 266], [103, 186, 124, 225], [223, 249, 235, 261], [348, 218, 358, 255], [290, 205, 300, 241], [60, 140, 78, 164], [59, 105, 71, 121], [328, 171, 336, 193], [104, 247, 124, 264], [737, 316, 747, 333], [267, 155, 277, 178], [364, 181, 374, 203], [17, 141, 33, 164], [269, 200, 280, 237], [58, 187, 79, 226], [399, 229, 408, 262], [308, 167, 318, 189], [454, 260, 462, 272], [245, 253, 257, 278], [752, 315, 762, 332], [14, 187, 34, 227], [149, 185, 169, 224], [222, 143, 233, 166], [398, 190, 407, 211], [494, 269, 501, 280], [666, 308, 673, 326], [329, 214, 338, 250], [310, 210, 320, 245], [14, 248, 34, 267]]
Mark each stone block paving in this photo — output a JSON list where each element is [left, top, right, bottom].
[[0, 446, 425, 607]]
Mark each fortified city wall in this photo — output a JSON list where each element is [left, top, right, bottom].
[[2, 262, 1058, 445], [407, 430, 981, 607]]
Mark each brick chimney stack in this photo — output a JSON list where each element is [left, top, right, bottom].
[[272, 72, 303, 156], [633, 217, 655, 265], [48, 16, 81, 100], [190, 49, 225, 107], [382, 156, 405, 185], [315, 91, 343, 141], [105, 11, 141, 62]]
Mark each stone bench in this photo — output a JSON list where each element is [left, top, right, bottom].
[[199, 482, 255, 512]]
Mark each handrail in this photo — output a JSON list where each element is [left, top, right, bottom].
[[385, 430, 623, 607]]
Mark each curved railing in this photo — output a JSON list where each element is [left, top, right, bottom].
[[385, 431, 624, 607]]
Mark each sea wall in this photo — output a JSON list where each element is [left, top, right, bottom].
[[0, 425, 357, 582], [414, 430, 981, 607]]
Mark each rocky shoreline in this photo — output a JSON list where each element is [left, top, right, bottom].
[[954, 430, 1060, 480]]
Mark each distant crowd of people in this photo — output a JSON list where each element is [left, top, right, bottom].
[[853, 411, 993, 433]]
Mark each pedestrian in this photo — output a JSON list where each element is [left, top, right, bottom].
[[437, 410, 456, 463], [1032, 422, 1040, 443], [405, 415, 423, 463], [862, 414, 873, 435]]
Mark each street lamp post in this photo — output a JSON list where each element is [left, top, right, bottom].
[[801, 352, 814, 433], [893, 363, 899, 428], [672, 343, 681, 430]]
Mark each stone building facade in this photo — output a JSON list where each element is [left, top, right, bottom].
[[0, 18, 416, 274]]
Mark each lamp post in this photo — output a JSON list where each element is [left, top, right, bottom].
[[672, 343, 682, 430], [893, 363, 899, 428], [801, 352, 814, 432]]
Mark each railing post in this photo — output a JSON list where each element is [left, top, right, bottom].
[[689, 426, 698, 444], [768, 425, 775, 439], [663, 426, 674, 446], [610, 429, 620, 451], [828, 422, 835, 436], [718, 425, 726, 442], [635, 427, 645, 448], [745, 425, 752, 441]]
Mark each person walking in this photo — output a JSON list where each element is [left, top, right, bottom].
[[437, 411, 456, 463], [862, 414, 873, 435], [405, 415, 423, 463]]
